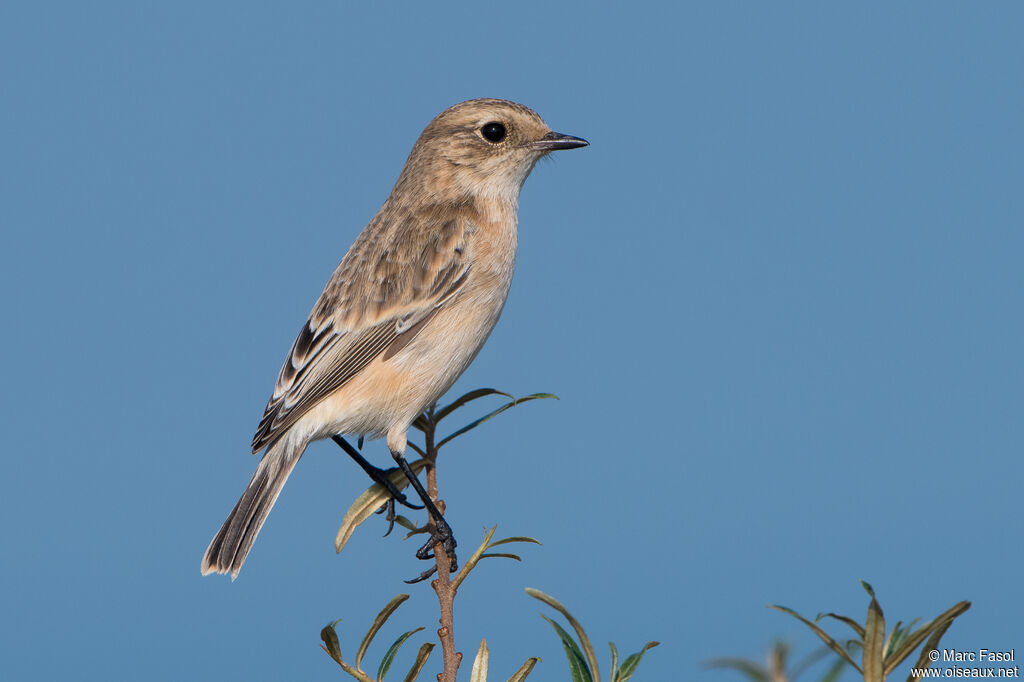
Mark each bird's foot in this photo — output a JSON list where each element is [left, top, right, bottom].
[[403, 517, 458, 583]]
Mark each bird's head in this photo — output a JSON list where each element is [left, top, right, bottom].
[[393, 98, 588, 205]]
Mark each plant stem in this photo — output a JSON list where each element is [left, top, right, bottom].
[[425, 410, 461, 682]]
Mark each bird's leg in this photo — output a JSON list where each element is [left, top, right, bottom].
[[390, 447, 458, 576], [331, 435, 423, 537]]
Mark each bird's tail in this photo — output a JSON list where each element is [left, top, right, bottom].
[[201, 435, 307, 580]]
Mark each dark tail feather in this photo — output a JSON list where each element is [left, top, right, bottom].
[[201, 437, 305, 580]]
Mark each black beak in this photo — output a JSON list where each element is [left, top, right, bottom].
[[532, 131, 589, 151]]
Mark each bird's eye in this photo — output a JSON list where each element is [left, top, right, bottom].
[[480, 122, 507, 143]]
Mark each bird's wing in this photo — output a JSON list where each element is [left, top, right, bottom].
[[250, 213, 473, 453]]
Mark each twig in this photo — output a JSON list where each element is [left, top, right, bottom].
[[423, 407, 462, 682]]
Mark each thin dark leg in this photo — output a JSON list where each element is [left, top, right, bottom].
[[390, 448, 458, 580], [332, 435, 423, 536]]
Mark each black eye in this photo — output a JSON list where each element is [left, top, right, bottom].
[[480, 121, 507, 143]]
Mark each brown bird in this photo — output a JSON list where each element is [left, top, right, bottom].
[[201, 98, 588, 580]]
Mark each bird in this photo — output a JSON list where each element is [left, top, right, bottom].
[[201, 98, 588, 580]]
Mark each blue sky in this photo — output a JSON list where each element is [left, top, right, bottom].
[[1, 2, 1021, 679]]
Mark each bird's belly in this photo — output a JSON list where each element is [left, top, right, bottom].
[[300, 281, 510, 443]]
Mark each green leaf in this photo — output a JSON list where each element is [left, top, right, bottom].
[[616, 642, 659, 682], [470, 638, 490, 682], [889, 602, 970, 677], [356, 594, 410, 672], [378, 627, 425, 681], [860, 580, 877, 599], [540, 614, 592, 682], [863, 595, 885, 682], [435, 388, 513, 422], [526, 588, 601, 682], [885, 619, 920, 661], [507, 657, 541, 682], [335, 460, 428, 552], [609, 643, 620, 682], [403, 642, 435, 682], [437, 394, 558, 448], [702, 657, 769, 682], [487, 536, 542, 549], [769, 605, 863, 673], [320, 619, 343, 664]]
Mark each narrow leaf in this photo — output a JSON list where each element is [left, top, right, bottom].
[[470, 638, 490, 682], [888, 602, 970, 676], [335, 460, 427, 552], [479, 552, 522, 562], [487, 536, 542, 549], [609, 643, 619, 682], [437, 394, 558, 448], [356, 594, 410, 672], [526, 588, 601, 682], [817, 612, 866, 640], [904, 614, 963, 682], [393, 515, 418, 532], [378, 627, 425, 681], [863, 596, 885, 682], [540, 614, 592, 682], [435, 388, 512, 422], [883, 620, 904, 661], [860, 580, 877, 599], [617, 642, 659, 682], [451, 526, 498, 592], [769, 605, 863, 673], [508, 657, 541, 682], [403, 642, 435, 682]]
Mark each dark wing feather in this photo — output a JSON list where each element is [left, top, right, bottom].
[[250, 214, 474, 453], [250, 319, 397, 452]]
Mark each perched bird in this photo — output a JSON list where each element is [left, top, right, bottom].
[[201, 98, 588, 580]]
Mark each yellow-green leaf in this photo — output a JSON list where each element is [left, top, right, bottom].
[[769, 605, 862, 673], [508, 657, 541, 682], [403, 642, 435, 682], [863, 596, 885, 682], [471, 638, 490, 682], [890, 602, 970, 677], [335, 460, 427, 552], [817, 612, 866, 640], [356, 594, 410, 672]]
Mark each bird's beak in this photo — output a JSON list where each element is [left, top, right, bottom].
[[532, 131, 589, 151]]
